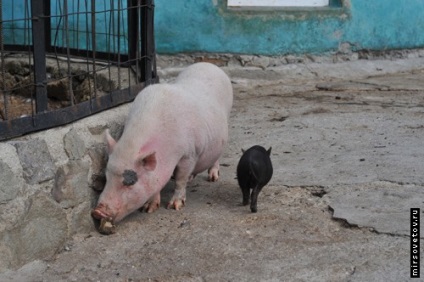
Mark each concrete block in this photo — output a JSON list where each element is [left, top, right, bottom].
[[329, 182, 424, 236]]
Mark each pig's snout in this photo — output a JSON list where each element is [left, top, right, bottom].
[[91, 203, 113, 221]]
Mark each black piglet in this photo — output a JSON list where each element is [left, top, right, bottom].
[[236, 145, 273, 213]]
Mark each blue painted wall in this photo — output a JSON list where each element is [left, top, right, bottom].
[[155, 0, 424, 55], [3, 1, 424, 56]]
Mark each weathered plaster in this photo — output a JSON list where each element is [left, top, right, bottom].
[[155, 0, 424, 55], [3, 0, 424, 56]]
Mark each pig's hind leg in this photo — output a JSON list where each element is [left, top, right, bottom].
[[167, 158, 196, 210], [207, 160, 220, 182]]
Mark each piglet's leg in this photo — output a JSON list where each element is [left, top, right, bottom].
[[208, 160, 220, 182], [141, 192, 161, 213], [167, 158, 195, 210]]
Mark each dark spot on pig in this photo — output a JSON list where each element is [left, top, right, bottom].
[[122, 169, 138, 186]]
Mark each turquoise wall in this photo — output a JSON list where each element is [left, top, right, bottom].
[[155, 0, 424, 55], [3, 1, 424, 56]]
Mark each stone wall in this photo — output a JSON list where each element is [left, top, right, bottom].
[[0, 105, 128, 272]]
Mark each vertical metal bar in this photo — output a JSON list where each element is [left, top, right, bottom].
[[135, 1, 141, 83], [91, 0, 97, 99], [84, 0, 93, 109], [31, 0, 48, 113], [25, 0, 36, 118], [140, 0, 153, 85], [44, 0, 51, 53], [127, 0, 138, 64], [76, 0, 80, 51], [151, 0, 156, 81], [0, 0, 7, 121], [116, 0, 122, 91], [64, 0, 74, 105], [105, 0, 113, 99]]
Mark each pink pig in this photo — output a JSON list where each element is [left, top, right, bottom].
[[91, 62, 233, 228]]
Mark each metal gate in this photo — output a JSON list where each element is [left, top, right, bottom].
[[0, 0, 158, 140]]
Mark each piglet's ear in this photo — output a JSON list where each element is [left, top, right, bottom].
[[267, 147, 272, 156], [104, 129, 116, 155], [137, 152, 157, 172]]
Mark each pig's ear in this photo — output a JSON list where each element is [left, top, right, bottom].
[[137, 152, 157, 171], [267, 147, 272, 156], [105, 129, 116, 154]]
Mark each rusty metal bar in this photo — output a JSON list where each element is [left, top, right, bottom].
[[31, 0, 48, 113]]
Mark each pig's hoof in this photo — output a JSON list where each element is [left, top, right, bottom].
[[167, 199, 185, 210], [141, 201, 160, 213], [208, 168, 219, 182], [98, 218, 116, 235]]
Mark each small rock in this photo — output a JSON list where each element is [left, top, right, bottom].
[[99, 218, 116, 235], [249, 56, 270, 70], [238, 55, 253, 66], [5, 61, 28, 76], [74, 78, 94, 103], [178, 218, 190, 228], [96, 74, 117, 92]]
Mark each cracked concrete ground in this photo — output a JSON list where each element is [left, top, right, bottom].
[[2, 57, 424, 281]]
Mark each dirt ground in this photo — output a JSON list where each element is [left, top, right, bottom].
[[2, 59, 424, 281]]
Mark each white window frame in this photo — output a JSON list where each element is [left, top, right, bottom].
[[228, 0, 330, 8]]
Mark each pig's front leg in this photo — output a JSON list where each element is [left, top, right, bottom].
[[208, 160, 220, 182], [141, 192, 161, 213], [167, 158, 195, 210]]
